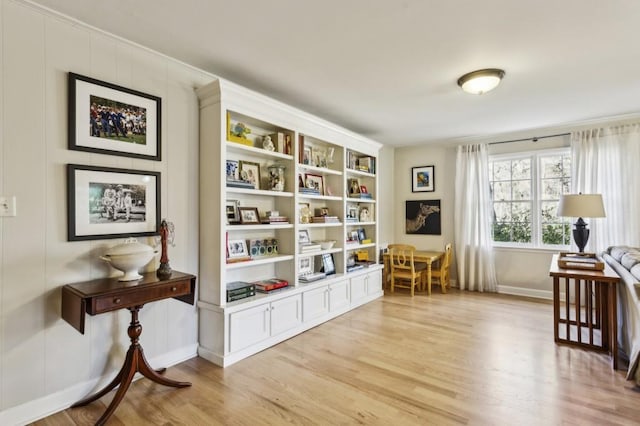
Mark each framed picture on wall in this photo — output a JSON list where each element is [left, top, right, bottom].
[[412, 165, 435, 192], [68, 72, 161, 160], [67, 164, 160, 241], [405, 200, 441, 235]]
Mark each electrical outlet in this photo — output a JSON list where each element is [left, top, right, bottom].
[[0, 196, 16, 217]]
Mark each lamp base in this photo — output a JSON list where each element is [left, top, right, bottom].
[[572, 217, 589, 253]]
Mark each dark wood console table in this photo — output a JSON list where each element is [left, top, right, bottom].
[[549, 254, 619, 369], [61, 271, 196, 425]]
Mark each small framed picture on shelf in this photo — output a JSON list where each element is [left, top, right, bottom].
[[357, 228, 367, 242], [347, 205, 359, 220], [348, 230, 359, 242], [239, 160, 260, 189], [359, 206, 371, 222], [412, 165, 435, 192], [299, 256, 314, 275], [315, 207, 330, 216], [226, 160, 239, 180], [321, 254, 336, 276], [298, 229, 311, 244], [226, 199, 240, 223], [227, 239, 249, 259], [302, 146, 312, 165], [304, 173, 324, 195], [348, 178, 360, 196], [238, 207, 260, 224], [298, 174, 305, 189], [360, 185, 368, 194]]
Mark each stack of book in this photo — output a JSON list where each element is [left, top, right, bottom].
[[299, 272, 326, 282], [227, 179, 254, 189], [253, 278, 289, 293], [299, 187, 320, 195], [311, 215, 339, 223], [262, 216, 289, 224], [355, 193, 373, 199], [300, 242, 321, 253], [226, 281, 256, 302]]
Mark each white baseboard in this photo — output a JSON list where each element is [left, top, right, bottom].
[[497, 285, 553, 300], [0, 344, 198, 426]]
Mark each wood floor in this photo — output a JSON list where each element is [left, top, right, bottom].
[[34, 289, 640, 425]]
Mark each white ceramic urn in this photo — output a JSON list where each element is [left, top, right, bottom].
[[100, 238, 157, 281]]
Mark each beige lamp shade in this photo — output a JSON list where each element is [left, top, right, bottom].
[[557, 194, 606, 218]]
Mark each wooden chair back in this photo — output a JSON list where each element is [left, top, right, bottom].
[[388, 244, 424, 296]]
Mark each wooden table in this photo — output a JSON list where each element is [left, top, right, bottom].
[[383, 250, 444, 294], [61, 271, 196, 426], [549, 254, 620, 369]]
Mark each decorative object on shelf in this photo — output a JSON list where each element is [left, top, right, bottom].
[[68, 72, 161, 161], [100, 237, 158, 281], [262, 135, 275, 151], [239, 160, 261, 189], [238, 207, 261, 224], [226, 160, 239, 180], [299, 202, 312, 224], [357, 228, 367, 242], [67, 164, 160, 241], [249, 238, 279, 257], [357, 156, 375, 173], [557, 252, 605, 270], [298, 229, 311, 244], [314, 146, 327, 168], [226, 199, 240, 224], [298, 256, 314, 275], [302, 145, 312, 165], [457, 68, 505, 95], [226, 112, 253, 146], [406, 200, 441, 235], [315, 207, 330, 216], [348, 178, 360, 196], [267, 164, 286, 191], [347, 150, 357, 170], [321, 253, 336, 275], [347, 205, 359, 221], [227, 239, 249, 261], [269, 132, 285, 153], [412, 165, 435, 192], [327, 147, 335, 165], [231, 122, 251, 139], [557, 193, 606, 253], [305, 173, 324, 195], [355, 250, 369, 261], [359, 207, 371, 222], [318, 240, 336, 250], [157, 219, 175, 280]]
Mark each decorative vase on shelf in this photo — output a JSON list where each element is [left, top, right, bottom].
[[157, 219, 175, 280], [268, 164, 286, 191]]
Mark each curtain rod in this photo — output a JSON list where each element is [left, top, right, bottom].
[[488, 132, 570, 145]]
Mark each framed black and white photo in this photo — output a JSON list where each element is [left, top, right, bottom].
[[227, 239, 249, 259], [67, 164, 160, 241], [298, 256, 314, 275], [298, 229, 311, 244], [239, 160, 260, 189], [412, 165, 435, 192], [238, 207, 260, 224], [304, 173, 324, 195], [321, 254, 336, 275], [226, 199, 240, 224], [68, 73, 161, 160]]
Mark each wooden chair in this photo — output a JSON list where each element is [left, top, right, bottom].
[[430, 243, 452, 294], [388, 244, 427, 297]]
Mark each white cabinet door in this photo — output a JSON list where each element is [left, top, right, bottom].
[[229, 303, 270, 353], [366, 270, 382, 295], [303, 285, 329, 322], [271, 294, 302, 336], [329, 279, 350, 312], [350, 274, 367, 304]]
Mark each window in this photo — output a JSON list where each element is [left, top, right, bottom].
[[489, 148, 571, 248]]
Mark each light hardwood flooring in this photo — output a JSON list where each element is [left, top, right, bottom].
[[34, 289, 640, 425]]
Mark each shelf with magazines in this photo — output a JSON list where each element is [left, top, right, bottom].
[[197, 78, 383, 368]]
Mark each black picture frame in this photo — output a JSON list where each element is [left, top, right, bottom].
[[321, 254, 336, 276], [68, 72, 161, 161], [412, 165, 435, 192], [405, 200, 441, 235], [67, 164, 161, 241]]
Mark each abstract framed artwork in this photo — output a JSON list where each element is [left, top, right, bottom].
[[405, 199, 441, 235], [412, 165, 435, 192], [67, 164, 160, 241], [68, 72, 161, 160]]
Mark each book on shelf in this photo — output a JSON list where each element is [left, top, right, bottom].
[[299, 272, 326, 282], [269, 132, 285, 153], [227, 291, 255, 302], [357, 156, 375, 174], [355, 193, 373, 199], [261, 216, 289, 224], [226, 281, 256, 302], [226, 179, 254, 189], [346, 264, 364, 272], [226, 256, 251, 263], [253, 278, 289, 293], [300, 243, 322, 253], [311, 216, 339, 223], [299, 187, 321, 195]]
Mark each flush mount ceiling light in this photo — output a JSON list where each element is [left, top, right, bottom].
[[457, 68, 505, 95]]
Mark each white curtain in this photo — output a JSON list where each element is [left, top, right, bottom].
[[454, 144, 498, 292], [572, 124, 640, 250]]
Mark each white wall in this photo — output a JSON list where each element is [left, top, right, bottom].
[[377, 145, 394, 248], [0, 1, 211, 423]]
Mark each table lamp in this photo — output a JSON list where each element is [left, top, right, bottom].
[[557, 193, 606, 253]]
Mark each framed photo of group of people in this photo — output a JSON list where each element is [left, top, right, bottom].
[[66, 72, 162, 241]]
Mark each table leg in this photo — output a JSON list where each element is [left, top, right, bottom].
[[553, 277, 559, 343], [609, 283, 618, 370], [71, 305, 191, 425], [426, 262, 432, 295]]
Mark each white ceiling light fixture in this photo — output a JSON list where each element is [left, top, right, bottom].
[[457, 68, 505, 95]]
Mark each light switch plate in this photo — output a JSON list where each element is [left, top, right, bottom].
[[0, 196, 16, 217]]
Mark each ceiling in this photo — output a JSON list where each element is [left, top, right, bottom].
[[29, 0, 640, 147]]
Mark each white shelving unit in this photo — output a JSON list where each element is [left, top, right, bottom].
[[196, 79, 383, 367]]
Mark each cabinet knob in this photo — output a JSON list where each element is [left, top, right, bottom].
[[113, 298, 121, 304], [171, 286, 177, 291]]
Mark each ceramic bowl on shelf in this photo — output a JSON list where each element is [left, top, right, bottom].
[[100, 238, 158, 281], [318, 240, 336, 250]]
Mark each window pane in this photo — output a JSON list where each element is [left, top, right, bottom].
[[493, 202, 511, 222], [493, 181, 512, 201], [493, 222, 511, 242], [562, 156, 571, 177], [512, 159, 531, 179], [541, 178, 562, 200], [541, 201, 561, 224], [512, 222, 532, 243], [511, 202, 531, 222], [493, 161, 511, 181], [512, 180, 531, 200], [542, 223, 571, 245], [541, 155, 564, 178]]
